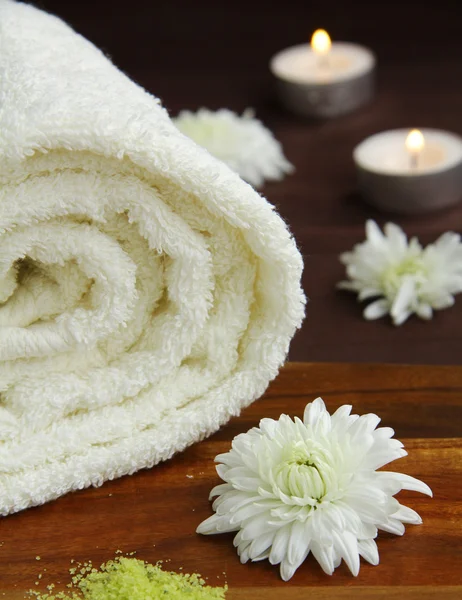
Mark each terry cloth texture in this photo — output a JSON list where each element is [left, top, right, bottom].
[[0, 0, 305, 515]]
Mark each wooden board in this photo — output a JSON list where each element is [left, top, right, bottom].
[[1, 362, 462, 598]]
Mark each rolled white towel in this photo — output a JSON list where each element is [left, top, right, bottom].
[[0, 0, 305, 515]]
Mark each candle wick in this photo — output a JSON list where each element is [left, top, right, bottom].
[[410, 152, 419, 170]]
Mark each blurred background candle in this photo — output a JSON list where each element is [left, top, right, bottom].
[[270, 29, 376, 118], [354, 128, 462, 214]]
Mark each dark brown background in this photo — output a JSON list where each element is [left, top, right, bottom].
[[35, 0, 462, 364]]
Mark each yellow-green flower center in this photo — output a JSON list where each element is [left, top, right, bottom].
[[273, 442, 328, 501], [381, 256, 426, 295], [177, 119, 235, 148]]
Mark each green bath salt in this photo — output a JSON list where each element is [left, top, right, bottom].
[[29, 557, 227, 600]]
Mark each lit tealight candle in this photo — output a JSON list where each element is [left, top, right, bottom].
[[270, 30, 376, 118], [354, 128, 462, 214]]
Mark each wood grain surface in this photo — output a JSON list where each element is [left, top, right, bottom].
[[1, 362, 461, 598], [35, 0, 462, 365]]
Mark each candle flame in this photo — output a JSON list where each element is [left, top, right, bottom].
[[311, 29, 332, 55], [405, 129, 425, 154]]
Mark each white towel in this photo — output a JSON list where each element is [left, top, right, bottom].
[[0, 0, 305, 515]]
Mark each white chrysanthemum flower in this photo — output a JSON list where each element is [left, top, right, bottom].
[[338, 220, 462, 325], [197, 398, 431, 581], [173, 108, 293, 187]]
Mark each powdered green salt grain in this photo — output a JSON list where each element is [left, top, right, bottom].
[[29, 557, 226, 600]]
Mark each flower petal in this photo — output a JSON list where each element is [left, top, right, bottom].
[[240, 512, 278, 541], [358, 538, 379, 565], [229, 502, 270, 524], [332, 530, 360, 576], [237, 539, 252, 563], [378, 518, 405, 536], [363, 440, 407, 470], [249, 531, 276, 560], [363, 299, 389, 320], [303, 397, 327, 428], [384, 222, 408, 254], [349, 414, 381, 445], [259, 417, 278, 438], [366, 220, 385, 247], [214, 490, 251, 514], [391, 503, 422, 525], [214, 451, 242, 467], [358, 287, 382, 301], [311, 541, 334, 575], [196, 513, 238, 535], [280, 558, 298, 582], [336, 280, 360, 291], [269, 526, 291, 566], [391, 278, 416, 321], [429, 293, 455, 310], [416, 303, 433, 320], [377, 472, 433, 497], [209, 483, 233, 499], [287, 520, 311, 567]]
